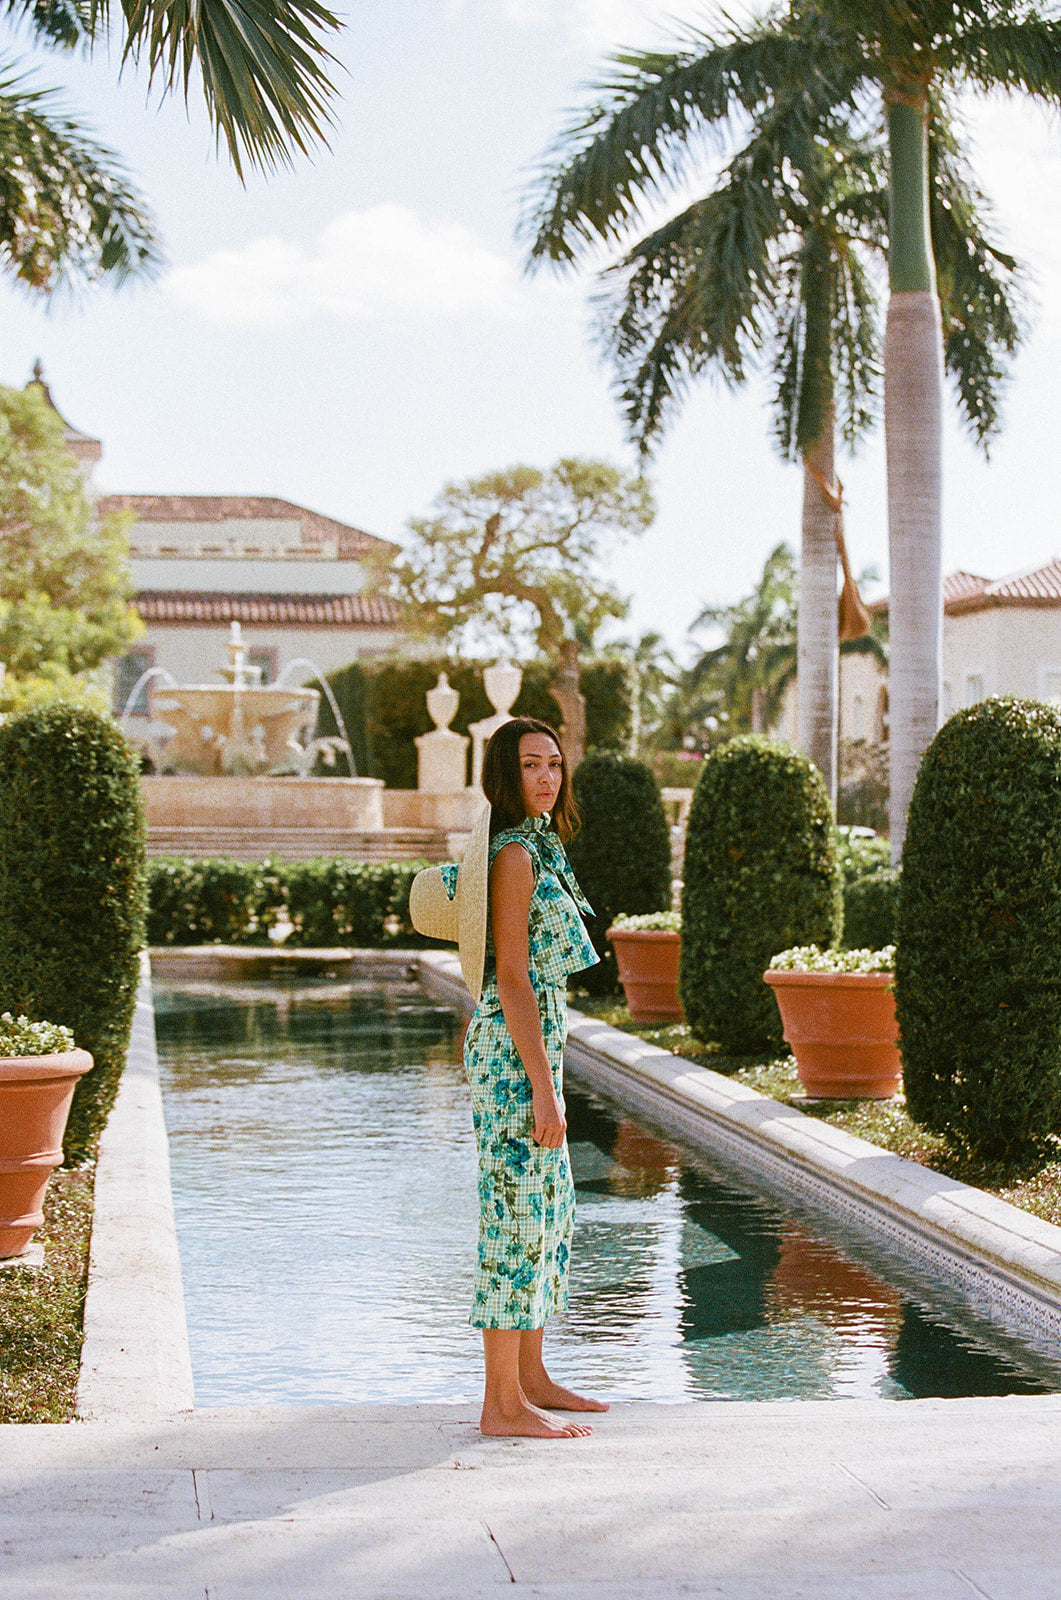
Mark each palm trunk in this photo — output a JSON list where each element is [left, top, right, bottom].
[[885, 94, 943, 864], [798, 422, 839, 802]]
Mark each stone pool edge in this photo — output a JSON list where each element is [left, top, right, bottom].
[[77, 952, 195, 1420], [412, 948, 1061, 1349]]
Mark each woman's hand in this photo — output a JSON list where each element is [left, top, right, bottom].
[[532, 1085, 567, 1149]]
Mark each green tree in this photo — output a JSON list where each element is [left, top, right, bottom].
[[391, 457, 654, 767], [523, 0, 1042, 851], [0, 383, 142, 713]]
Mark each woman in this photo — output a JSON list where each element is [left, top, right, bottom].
[[465, 716, 608, 1439]]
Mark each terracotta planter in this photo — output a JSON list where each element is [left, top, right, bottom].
[[0, 1048, 93, 1259], [607, 927, 683, 1024], [762, 969, 900, 1099]]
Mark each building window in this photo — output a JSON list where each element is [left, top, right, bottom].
[[114, 647, 155, 715], [942, 681, 952, 719], [965, 673, 984, 707]]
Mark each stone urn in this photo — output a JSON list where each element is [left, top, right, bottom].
[[762, 968, 901, 1099], [607, 924, 684, 1025], [0, 1048, 93, 1259]]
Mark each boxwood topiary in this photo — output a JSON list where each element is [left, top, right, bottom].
[[565, 750, 672, 993], [896, 697, 1061, 1164], [843, 867, 899, 951], [680, 736, 842, 1052], [0, 703, 146, 1165]]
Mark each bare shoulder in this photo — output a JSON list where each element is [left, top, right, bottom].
[[490, 839, 535, 890]]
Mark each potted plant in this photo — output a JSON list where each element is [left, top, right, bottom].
[[763, 945, 900, 1100], [606, 911, 683, 1024], [0, 1014, 93, 1260]]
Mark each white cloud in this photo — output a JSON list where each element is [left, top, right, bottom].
[[162, 203, 538, 328], [445, 0, 689, 53]]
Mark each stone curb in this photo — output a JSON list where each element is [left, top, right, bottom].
[[76, 953, 195, 1420], [413, 949, 1061, 1338]]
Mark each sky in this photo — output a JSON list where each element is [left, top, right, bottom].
[[3, 0, 1061, 661]]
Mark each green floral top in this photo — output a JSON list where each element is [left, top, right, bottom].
[[443, 814, 598, 1012]]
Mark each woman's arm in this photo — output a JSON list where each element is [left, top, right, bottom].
[[490, 842, 566, 1149]]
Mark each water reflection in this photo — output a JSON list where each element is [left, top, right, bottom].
[[154, 977, 1060, 1406]]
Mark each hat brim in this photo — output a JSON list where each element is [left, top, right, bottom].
[[457, 800, 491, 1002]]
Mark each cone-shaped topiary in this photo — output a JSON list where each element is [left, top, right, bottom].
[[680, 736, 841, 1052], [897, 697, 1061, 1164], [566, 750, 672, 993], [0, 703, 146, 1164]]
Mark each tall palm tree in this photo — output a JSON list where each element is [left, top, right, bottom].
[[523, 0, 1050, 852], [0, 0, 341, 297], [586, 112, 888, 799]]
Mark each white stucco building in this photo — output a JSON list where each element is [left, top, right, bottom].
[[774, 560, 1061, 756], [23, 370, 405, 720], [105, 492, 404, 718]]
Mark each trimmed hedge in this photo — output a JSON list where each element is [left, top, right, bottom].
[[843, 866, 899, 951], [146, 858, 285, 945], [896, 698, 1061, 1163], [0, 704, 146, 1165], [566, 751, 672, 993], [145, 856, 424, 948], [679, 737, 841, 1053], [284, 859, 422, 947], [316, 656, 632, 786]]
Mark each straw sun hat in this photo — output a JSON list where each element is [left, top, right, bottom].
[[408, 801, 492, 1001]]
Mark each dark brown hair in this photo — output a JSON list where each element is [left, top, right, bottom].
[[482, 716, 579, 842]]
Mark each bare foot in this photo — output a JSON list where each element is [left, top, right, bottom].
[[480, 1398, 593, 1439], [521, 1375, 610, 1413]]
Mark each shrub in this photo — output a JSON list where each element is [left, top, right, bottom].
[[316, 656, 632, 786], [835, 828, 891, 886], [0, 704, 146, 1164], [896, 698, 1061, 1164], [284, 859, 424, 947], [146, 858, 285, 945], [843, 867, 899, 951], [679, 736, 841, 1052], [566, 751, 672, 993], [0, 1013, 76, 1055]]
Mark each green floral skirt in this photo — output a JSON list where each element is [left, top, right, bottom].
[[464, 984, 575, 1330]]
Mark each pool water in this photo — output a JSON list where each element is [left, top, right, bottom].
[[153, 975, 1061, 1406]]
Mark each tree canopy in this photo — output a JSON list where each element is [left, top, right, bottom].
[[392, 457, 654, 662], [0, 383, 142, 713]]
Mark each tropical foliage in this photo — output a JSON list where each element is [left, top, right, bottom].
[[523, 0, 1045, 846]]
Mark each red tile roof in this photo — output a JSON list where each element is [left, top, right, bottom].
[[135, 592, 401, 627], [871, 563, 1061, 616], [99, 494, 399, 557]]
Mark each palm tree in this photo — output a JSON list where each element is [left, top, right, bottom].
[[585, 112, 888, 800], [0, 69, 161, 292], [0, 0, 341, 296], [523, 0, 1049, 852]]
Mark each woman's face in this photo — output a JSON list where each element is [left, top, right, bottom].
[[518, 732, 564, 819]]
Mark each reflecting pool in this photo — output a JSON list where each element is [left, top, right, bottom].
[[153, 974, 1061, 1406]]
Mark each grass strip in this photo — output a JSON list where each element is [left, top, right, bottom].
[[573, 996, 1061, 1229], [0, 1167, 94, 1423]]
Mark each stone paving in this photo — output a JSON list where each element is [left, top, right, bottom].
[[4, 1395, 1061, 1598]]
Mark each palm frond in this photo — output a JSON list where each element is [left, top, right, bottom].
[[952, 16, 1061, 100], [87, 0, 342, 178], [0, 0, 90, 48], [522, 14, 862, 269], [928, 105, 1027, 449], [0, 64, 161, 293]]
